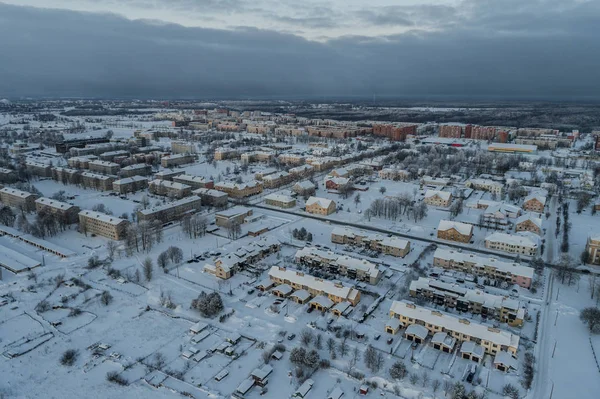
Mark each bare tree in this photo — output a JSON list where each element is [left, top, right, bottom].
[[143, 257, 153, 282], [106, 240, 118, 261]]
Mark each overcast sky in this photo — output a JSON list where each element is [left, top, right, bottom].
[[0, 0, 599, 99]]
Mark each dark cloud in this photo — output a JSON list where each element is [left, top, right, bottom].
[[0, 2, 599, 99]]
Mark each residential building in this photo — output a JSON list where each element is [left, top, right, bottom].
[[379, 168, 410, 181], [26, 161, 52, 178], [331, 226, 410, 257], [264, 194, 296, 209], [388, 301, 520, 355], [586, 236, 600, 265], [279, 154, 306, 166], [153, 169, 184, 181], [192, 188, 229, 208], [515, 214, 542, 235], [262, 172, 291, 189], [305, 196, 336, 215], [372, 123, 417, 141], [522, 193, 546, 213], [433, 247, 534, 288], [51, 167, 81, 185], [424, 190, 452, 207], [0, 188, 38, 211], [88, 160, 120, 175], [484, 232, 539, 256], [421, 176, 450, 187], [81, 172, 115, 191], [204, 237, 280, 279], [172, 174, 214, 189], [160, 153, 195, 167], [292, 181, 316, 197], [35, 197, 80, 224], [409, 277, 525, 327], [119, 164, 152, 178], [324, 176, 351, 191], [78, 210, 129, 240], [112, 176, 149, 194], [214, 148, 240, 160], [67, 155, 98, 169], [481, 203, 522, 225], [295, 246, 382, 284], [439, 125, 463, 138], [171, 141, 196, 154], [437, 220, 473, 243], [148, 179, 192, 199], [56, 137, 110, 153], [241, 151, 274, 163], [268, 266, 361, 306], [215, 206, 253, 227], [487, 143, 537, 154], [214, 180, 263, 198], [0, 168, 17, 184], [137, 196, 202, 224], [465, 179, 504, 196], [99, 150, 129, 162]]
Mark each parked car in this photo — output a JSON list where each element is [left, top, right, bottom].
[[374, 334, 381, 341], [287, 333, 296, 340], [387, 338, 393, 345]]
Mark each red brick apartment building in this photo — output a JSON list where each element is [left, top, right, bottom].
[[372, 123, 417, 141]]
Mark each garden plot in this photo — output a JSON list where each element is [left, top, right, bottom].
[[200, 344, 263, 396], [86, 270, 148, 297], [42, 308, 97, 334], [0, 313, 49, 354], [415, 343, 441, 370]]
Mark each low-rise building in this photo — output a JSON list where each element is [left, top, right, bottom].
[[192, 188, 228, 208], [153, 169, 184, 181], [522, 193, 546, 213], [0, 187, 38, 211], [204, 237, 280, 279], [305, 196, 336, 215], [172, 174, 214, 190], [295, 246, 382, 284], [0, 168, 17, 184], [484, 232, 539, 256], [264, 194, 296, 209], [112, 176, 149, 194], [148, 179, 192, 199], [324, 176, 351, 191], [424, 190, 452, 207], [137, 195, 202, 224], [215, 206, 253, 227], [515, 214, 542, 235], [26, 161, 52, 178], [293, 181, 316, 197], [119, 164, 152, 178], [160, 153, 195, 167], [262, 172, 291, 189], [67, 155, 98, 169], [241, 151, 274, 163], [388, 301, 520, 355], [268, 266, 361, 306], [379, 168, 410, 181], [78, 210, 129, 240], [171, 140, 196, 154], [35, 197, 80, 224], [433, 247, 534, 288], [214, 180, 263, 198], [88, 160, 121, 175], [465, 178, 504, 196], [437, 220, 473, 243], [331, 226, 410, 257], [99, 150, 129, 162], [409, 277, 525, 326], [586, 236, 600, 265]]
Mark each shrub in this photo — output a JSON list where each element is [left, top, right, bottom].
[[106, 371, 128, 385], [101, 291, 113, 306], [68, 308, 82, 317], [35, 300, 51, 313], [60, 349, 79, 366]]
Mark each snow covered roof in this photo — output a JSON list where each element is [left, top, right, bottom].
[[0, 244, 41, 273], [328, 387, 344, 399], [264, 193, 295, 203], [149, 179, 191, 190], [524, 193, 546, 205], [236, 377, 255, 394], [424, 190, 451, 201], [290, 289, 311, 302], [431, 332, 457, 348], [405, 324, 429, 339], [309, 295, 335, 309], [390, 301, 520, 350], [485, 232, 540, 249], [493, 351, 518, 370], [273, 284, 293, 296], [294, 180, 316, 189], [0, 187, 35, 198], [434, 247, 534, 279], [35, 197, 76, 210], [306, 196, 334, 208], [295, 247, 380, 280], [78, 210, 127, 226], [516, 214, 542, 229], [113, 176, 148, 185], [192, 187, 228, 197], [269, 266, 360, 302], [385, 318, 401, 330], [294, 379, 314, 397], [215, 206, 251, 218], [251, 364, 273, 381], [138, 196, 201, 216], [437, 220, 473, 236], [460, 341, 485, 358]]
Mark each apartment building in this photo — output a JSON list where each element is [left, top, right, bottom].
[[470, 125, 497, 141], [264, 194, 296, 209], [51, 167, 81, 184], [153, 169, 184, 181], [204, 237, 280, 279], [295, 246, 382, 284], [388, 301, 519, 356], [305, 196, 336, 215], [379, 168, 411, 181], [67, 155, 98, 169], [324, 176, 351, 190], [433, 248, 534, 288], [465, 179, 504, 196], [293, 181, 316, 197], [424, 190, 452, 207], [480, 202, 522, 225], [409, 277, 525, 327], [484, 232, 539, 256], [119, 164, 152, 178], [99, 150, 129, 162], [439, 125, 463, 138], [214, 180, 263, 198], [26, 161, 52, 178], [215, 206, 253, 227], [586, 236, 600, 265], [288, 164, 314, 178], [279, 154, 306, 166], [78, 210, 129, 240], [81, 172, 115, 191], [172, 174, 214, 190], [515, 214, 542, 235], [112, 176, 149, 194], [261, 172, 290, 189], [148, 179, 192, 199], [0, 168, 17, 184], [437, 220, 473, 243], [192, 188, 229, 208], [35, 197, 80, 224], [522, 193, 546, 213], [421, 176, 450, 187], [160, 153, 195, 167], [372, 123, 417, 141], [240, 151, 274, 163], [0, 188, 38, 212], [56, 137, 110, 153], [171, 141, 196, 154], [88, 160, 120, 175], [268, 266, 361, 306], [137, 195, 202, 224], [331, 226, 410, 257]]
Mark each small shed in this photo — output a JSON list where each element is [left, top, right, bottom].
[[385, 318, 401, 335], [404, 324, 428, 343], [293, 379, 314, 398], [190, 321, 208, 334], [493, 351, 518, 372], [359, 384, 369, 395], [236, 377, 255, 396], [431, 332, 456, 353], [331, 301, 351, 316], [460, 341, 485, 363], [328, 387, 344, 399], [226, 332, 241, 345], [290, 289, 311, 304], [309, 295, 334, 311], [272, 284, 293, 298]]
